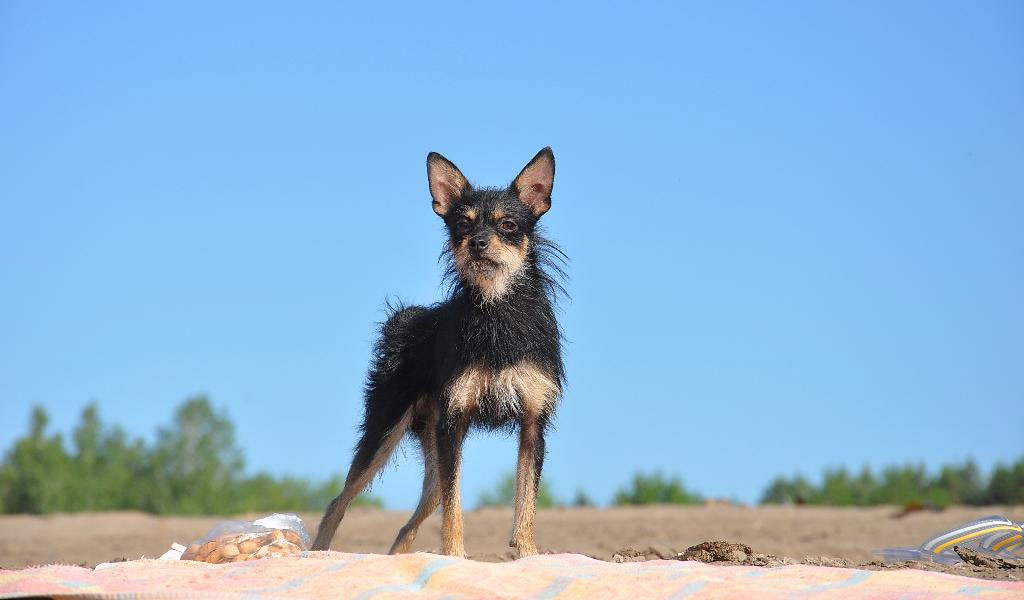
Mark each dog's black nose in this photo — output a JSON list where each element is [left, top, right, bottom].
[[469, 236, 488, 250]]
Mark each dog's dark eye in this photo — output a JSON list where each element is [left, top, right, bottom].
[[455, 218, 471, 231], [498, 220, 518, 233]]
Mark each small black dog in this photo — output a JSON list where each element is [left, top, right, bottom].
[[311, 148, 564, 558]]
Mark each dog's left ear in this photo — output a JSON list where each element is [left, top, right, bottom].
[[427, 152, 470, 217], [512, 147, 555, 218]]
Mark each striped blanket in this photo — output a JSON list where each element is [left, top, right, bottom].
[[2, 551, 1022, 599]]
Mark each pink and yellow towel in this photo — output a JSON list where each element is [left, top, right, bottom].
[[2, 551, 1022, 599]]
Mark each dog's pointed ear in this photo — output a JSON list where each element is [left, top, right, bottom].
[[427, 152, 469, 217], [512, 147, 555, 218]]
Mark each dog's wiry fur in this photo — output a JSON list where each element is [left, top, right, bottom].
[[312, 148, 565, 558]]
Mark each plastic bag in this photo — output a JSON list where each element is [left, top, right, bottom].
[[181, 513, 310, 564], [875, 515, 1023, 564]]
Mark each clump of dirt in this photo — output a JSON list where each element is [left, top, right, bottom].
[[746, 553, 796, 568], [681, 541, 751, 563], [612, 541, 794, 568], [953, 546, 1024, 570], [679, 541, 795, 568], [802, 555, 851, 568], [610, 546, 677, 563]]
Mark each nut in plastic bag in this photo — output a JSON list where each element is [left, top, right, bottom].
[[181, 513, 310, 564]]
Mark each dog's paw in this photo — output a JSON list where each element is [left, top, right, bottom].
[[511, 540, 538, 558], [440, 545, 467, 558]]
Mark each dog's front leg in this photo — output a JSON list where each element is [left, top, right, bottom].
[[437, 415, 469, 557], [510, 413, 544, 557]]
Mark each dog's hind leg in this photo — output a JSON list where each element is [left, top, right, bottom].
[[311, 400, 413, 551], [312, 305, 429, 552], [389, 403, 440, 554]]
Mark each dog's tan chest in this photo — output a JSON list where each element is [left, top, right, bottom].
[[447, 361, 558, 417]]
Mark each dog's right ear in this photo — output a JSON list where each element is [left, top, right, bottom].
[[427, 152, 469, 217]]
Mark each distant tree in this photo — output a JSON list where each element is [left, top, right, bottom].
[[65, 403, 148, 511], [571, 489, 594, 507], [850, 466, 879, 505], [935, 459, 985, 505], [761, 474, 815, 504], [815, 468, 856, 506], [875, 464, 930, 505], [477, 472, 558, 509], [0, 406, 71, 513], [67, 403, 103, 510], [987, 460, 1024, 505], [145, 395, 245, 514], [613, 472, 701, 506]]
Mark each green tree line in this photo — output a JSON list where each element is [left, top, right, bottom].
[[2, 400, 1021, 513], [761, 460, 1024, 507], [0, 397, 379, 515], [479, 464, 1022, 509]]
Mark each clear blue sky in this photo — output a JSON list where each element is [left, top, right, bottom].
[[2, 1, 1021, 509]]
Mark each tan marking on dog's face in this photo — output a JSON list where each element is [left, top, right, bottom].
[[464, 208, 477, 221], [493, 209, 506, 221], [450, 233, 529, 303], [447, 361, 559, 418]]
